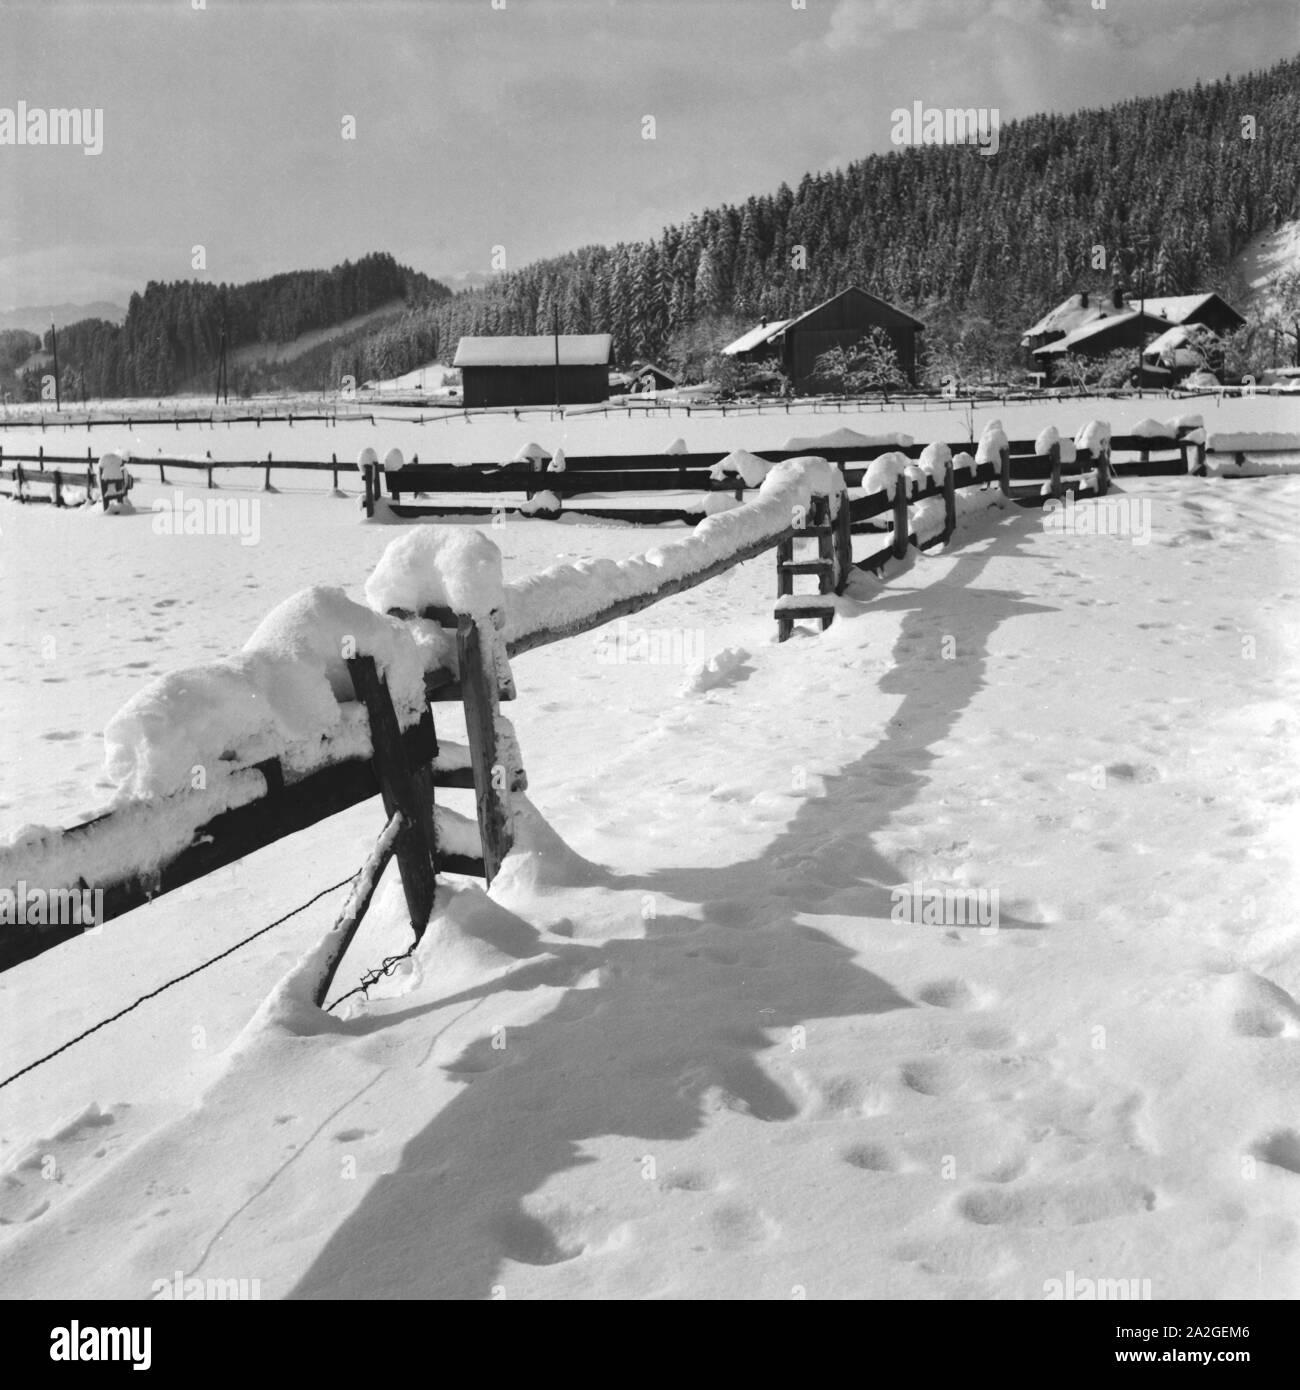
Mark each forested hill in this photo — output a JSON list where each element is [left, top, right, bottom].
[[39, 253, 449, 399], [342, 55, 1300, 385]]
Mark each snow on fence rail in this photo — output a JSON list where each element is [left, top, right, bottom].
[[0, 456, 848, 989], [8, 416, 1297, 514]]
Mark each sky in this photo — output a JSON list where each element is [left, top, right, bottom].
[[1, 0, 1297, 312]]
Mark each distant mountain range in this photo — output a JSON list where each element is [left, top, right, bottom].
[[0, 302, 126, 334]]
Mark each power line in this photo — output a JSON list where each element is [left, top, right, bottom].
[[0, 872, 357, 1092]]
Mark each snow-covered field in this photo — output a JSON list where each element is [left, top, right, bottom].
[[2, 397, 1299, 1300]]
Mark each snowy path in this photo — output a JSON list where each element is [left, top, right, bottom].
[[2, 474, 1298, 1300]]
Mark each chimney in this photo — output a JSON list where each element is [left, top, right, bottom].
[[1079, 290, 1089, 309]]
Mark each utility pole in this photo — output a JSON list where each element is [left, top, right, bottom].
[[1137, 263, 1145, 396], [1131, 238, 1150, 396], [215, 325, 228, 404], [50, 320, 61, 411], [553, 306, 560, 411]]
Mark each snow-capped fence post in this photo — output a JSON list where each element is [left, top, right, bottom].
[[51, 468, 62, 508], [941, 458, 957, 543], [456, 614, 514, 883], [1048, 442, 1063, 501], [998, 444, 1011, 496], [891, 474, 910, 559], [345, 654, 438, 937], [1095, 443, 1111, 497]]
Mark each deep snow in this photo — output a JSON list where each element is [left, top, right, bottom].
[[1, 396, 1299, 1301]]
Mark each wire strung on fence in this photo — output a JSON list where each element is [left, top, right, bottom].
[[325, 942, 421, 1014], [0, 871, 358, 1093]]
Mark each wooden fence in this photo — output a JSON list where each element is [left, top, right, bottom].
[[2, 423, 1291, 993], [0, 458, 847, 991], [5, 426, 1281, 516]]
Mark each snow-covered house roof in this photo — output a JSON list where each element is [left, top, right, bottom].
[[721, 319, 793, 356], [1024, 291, 1244, 348], [1143, 324, 1192, 357], [1031, 309, 1170, 357], [1135, 294, 1217, 324], [453, 334, 613, 368], [1021, 293, 1128, 345]]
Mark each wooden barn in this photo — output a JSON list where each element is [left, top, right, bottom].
[[453, 334, 612, 407], [723, 287, 925, 389]]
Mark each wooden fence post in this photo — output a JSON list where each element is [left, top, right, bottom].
[[891, 474, 910, 559], [998, 443, 1011, 496], [38, 444, 44, 472], [942, 460, 957, 543], [332, 452, 339, 490], [264, 452, 272, 490], [346, 654, 438, 937], [1095, 445, 1111, 497], [1049, 441, 1062, 500], [158, 458, 167, 484], [457, 615, 514, 882], [52, 468, 62, 508], [833, 490, 853, 592]]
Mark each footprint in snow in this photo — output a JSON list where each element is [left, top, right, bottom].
[[843, 1142, 905, 1173], [1227, 973, 1300, 1039], [1250, 1129, 1300, 1176], [914, 977, 994, 1011], [958, 1177, 1158, 1228]]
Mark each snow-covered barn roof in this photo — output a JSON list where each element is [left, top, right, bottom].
[[723, 288, 925, 357], [453, 334, 613, 368], [722, 319, 793, 356]]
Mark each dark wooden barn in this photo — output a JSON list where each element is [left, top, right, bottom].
[[453, 334, 613, 407], [723, 287, 925, 389]]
